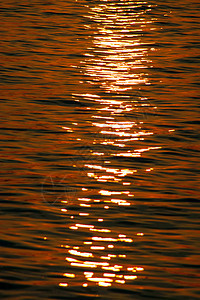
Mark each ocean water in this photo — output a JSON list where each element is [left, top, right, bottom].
[[0, 0, 199, 299]]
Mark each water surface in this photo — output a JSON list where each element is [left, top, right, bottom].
[[0, 0, 199, 299]]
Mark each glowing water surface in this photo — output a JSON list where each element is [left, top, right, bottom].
[[0, 0, 199, 299]]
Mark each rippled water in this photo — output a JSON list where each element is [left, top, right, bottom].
[[0, 1, 199, 299]]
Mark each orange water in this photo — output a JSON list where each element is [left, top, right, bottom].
[[0, 1, 199, 299]]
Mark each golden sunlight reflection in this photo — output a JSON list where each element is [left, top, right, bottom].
[[59, 0, 161, 290], [62, 187, 145, 288], [83, 2, 154, 93]]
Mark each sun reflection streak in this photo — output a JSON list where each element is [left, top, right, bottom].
[[59, 0, 161, 290], [83, 4, 153, 94]]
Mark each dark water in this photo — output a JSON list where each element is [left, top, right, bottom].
[[0, 1, 199, 299]]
